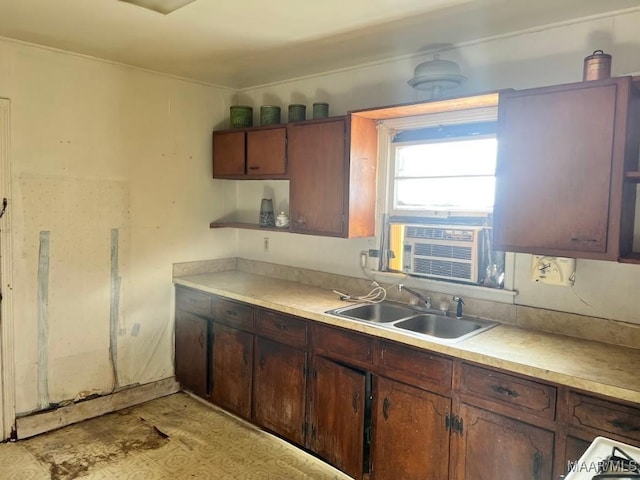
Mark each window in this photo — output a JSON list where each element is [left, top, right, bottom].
[[376, 107, 511, 290], [391, 122, 497, 216]]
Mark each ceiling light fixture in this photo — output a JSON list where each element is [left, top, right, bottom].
[[408, 54, 466, 99], [118, 0, 197, 15]]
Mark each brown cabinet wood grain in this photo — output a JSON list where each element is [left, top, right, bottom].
[[211, 323, 253, 419], [174, 310, 209, 398], [494, 77, 638, 260], [288, 115, 377, 238], [308, 355, 366, 480], [312, 324, 373, 367], [569, 392, 640, 443], [370, 376, 451, 480], [212, 126, 287, 179], [451, 403, 555, 480], [252, 337, 307, 446]]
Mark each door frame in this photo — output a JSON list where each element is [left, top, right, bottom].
[[0, 98, 15, 440]]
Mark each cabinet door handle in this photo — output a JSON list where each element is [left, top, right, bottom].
[[352, 392, 359, 413], [610, 418, 640, 432], [532, 451, 542, 480], [382, 397, 390, 420], [491, 384, 519, 398], [248, 166, 260, 170], [259, 354, 265, 368], [242, 349, 249, 366], [571, 237, 598, 244], [198, 332, 204, 348]]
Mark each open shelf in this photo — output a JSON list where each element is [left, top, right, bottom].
[[209, 221, 289, 232]]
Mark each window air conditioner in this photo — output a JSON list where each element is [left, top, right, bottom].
[[389, 224, 484, 284]]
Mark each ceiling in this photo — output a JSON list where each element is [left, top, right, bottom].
[[0, 0, 639, 89]]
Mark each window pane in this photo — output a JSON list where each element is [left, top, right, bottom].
[[396, 137, 497, 178], [395, 176, 495, 211]]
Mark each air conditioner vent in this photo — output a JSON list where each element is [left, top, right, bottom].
[[401, 224, 482, 283]]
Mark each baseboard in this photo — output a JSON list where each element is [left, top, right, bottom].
[[15, 377, 180, 440]]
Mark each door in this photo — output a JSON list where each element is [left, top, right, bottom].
[[0, 98, 12, 441], [174, 311, 209, 398], [247, 128, 287, 176], [370, 376, 451, 480], [308, 355, 366, 479], [212, 130, 245, 177], [288, 118, 347, 236], [212, 323, 253, 419], [451, 403, 554, 480], [494, 81, 621, 256], [253, 337, 306, 445]]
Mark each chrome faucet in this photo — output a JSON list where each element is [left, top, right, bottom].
[[398, 284, 431, 309]]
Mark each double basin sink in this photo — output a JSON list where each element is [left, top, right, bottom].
[[325, 301, 497, 342]]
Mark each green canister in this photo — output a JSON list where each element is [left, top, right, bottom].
[[260, 105, 281, 125], [230, 105, 253, 128], [288, 104, 306, 122], [312, 102, 329, 119]]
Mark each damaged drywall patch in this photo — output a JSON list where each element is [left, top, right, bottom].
[[109, 228, 120, 389], [37, 231, 50, 410]]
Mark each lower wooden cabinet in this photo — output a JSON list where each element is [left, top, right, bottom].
[[308, 355, 366, 480], [252, 337, 307, 445], [211, 323, 253, 419], [451, 403, 555, 480], [370, 376, 451, 480], [174, 310, 209, 398]]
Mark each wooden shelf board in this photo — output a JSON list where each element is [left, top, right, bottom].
[[209, 221, 288, 232]]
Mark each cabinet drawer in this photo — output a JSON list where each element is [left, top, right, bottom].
[[460, 363, 556, 420], [376, 340, 452, 394], [176, 288, 211, 317], [569, 393, 640, 442], [312, 324, 372, 365], [256, 310, 307, 349], [212, 297, 254, 331]]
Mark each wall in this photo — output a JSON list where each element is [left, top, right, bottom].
[[0, 38, 236, 414], [235, 9, 640, 324]]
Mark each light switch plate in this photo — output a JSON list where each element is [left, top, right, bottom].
[[531, 255, 576, 286]]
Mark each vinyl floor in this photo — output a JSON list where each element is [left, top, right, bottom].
[[0, 392, 351, 480]]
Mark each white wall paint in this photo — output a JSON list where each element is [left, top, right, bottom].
[[235, 10, 640, 324], [0, 39, 235, 414]]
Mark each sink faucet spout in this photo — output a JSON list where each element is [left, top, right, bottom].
[[398, 285, 431, 310]]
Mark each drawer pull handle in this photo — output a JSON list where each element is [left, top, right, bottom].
[[610, 418, 640, 432], [242, 350, 249, 366], [248, 166, 260, 170], [491, 384, 519, 398], [571, 237, 598, 244], [276, 323, 287, 330], [226, 310, 237, 317]]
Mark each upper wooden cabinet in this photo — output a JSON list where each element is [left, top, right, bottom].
[[212, 126, 287, 179], [288, 116, 377, 238], [493, 76, 640, 260]]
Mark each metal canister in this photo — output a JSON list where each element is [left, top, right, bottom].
[[230, 105, 253, 128], [583, 50, 612, 81], [260, 105, 281, 126], [288, 104, 306, 122]]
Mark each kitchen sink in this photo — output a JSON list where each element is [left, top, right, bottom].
[[325, 301, 497, 342], [394, 314, 493, 340], [325, 302, 419, 323]]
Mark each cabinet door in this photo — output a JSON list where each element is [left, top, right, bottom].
[[212, 131, 245, 177], [211, 323, 253, 419], [494, 80, 622, 257], [253, 337, 307, 445], [308, 355, 365, 480], [371, 376, 451, 480], [288, 118, 347, 236], [247, 128, 286, 176], [175, 311, 209, 398], [452, 403, 554, 480]]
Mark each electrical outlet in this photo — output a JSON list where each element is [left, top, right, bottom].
[[360, 251, 368, 268], [263, 237, 270, 253]]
